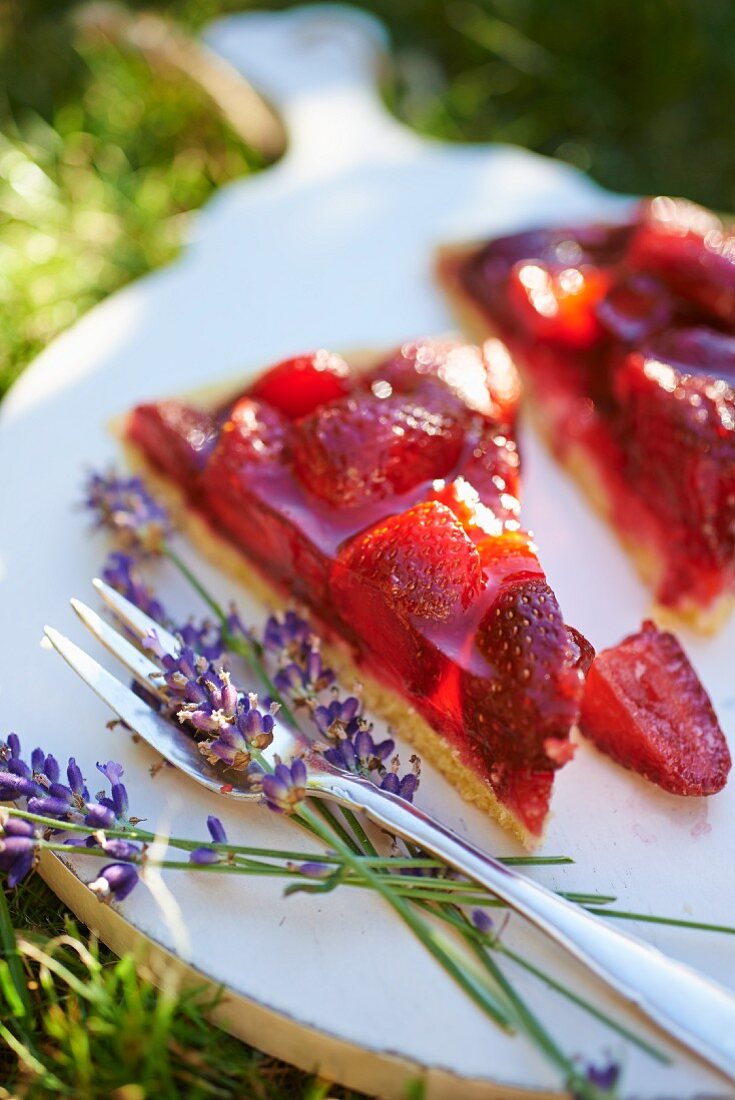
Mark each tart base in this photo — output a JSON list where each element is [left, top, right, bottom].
[[435, 243, 735, 635], [117, 421, 545, 850]]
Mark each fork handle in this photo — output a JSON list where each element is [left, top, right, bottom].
[[306, 765, 735, 1080]]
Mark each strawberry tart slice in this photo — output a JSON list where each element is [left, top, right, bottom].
[[121, 340, 588, 846], [437, 197, 735, 630]]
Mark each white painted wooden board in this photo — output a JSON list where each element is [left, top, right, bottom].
[[1, 6, 733, 1097]]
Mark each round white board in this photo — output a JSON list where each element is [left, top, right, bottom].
[[1, 7, 733, 1097]]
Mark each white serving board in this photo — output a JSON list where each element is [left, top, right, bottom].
[[1, 7, 733, 1098]]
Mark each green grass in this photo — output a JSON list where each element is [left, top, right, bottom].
[[1, 877, 363, 1099], [2, 1, 734, 1094]]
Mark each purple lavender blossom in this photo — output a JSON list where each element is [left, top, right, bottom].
[[0, 817, 37, 886], [103, 551, 166, 623], [83, 470, 171, 554], [290, 861, 331, 879], [206, 816, 227, 844], [379, 770, 419, 803], [178, 619, 226, 663], [96, 761, 130, 822], [189, 815, 228, 864], [471, 909, 494, 935], [274, 644, 334, 700], [189, 846, 222, 865], [312, 697, 363, 741], [262, 759, 307, 814], [263, 610, 312, 655], [98, 838, 141, 861], [84, 803, 117, 830], [199, 694, 276, 770], [88, 862, 139, 903], [0, 771, 41, 801], [67, 758, 89, 805], [582, 1059, 620, 1092]]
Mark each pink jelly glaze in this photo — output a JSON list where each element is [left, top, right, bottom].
[[127, 342, 585, 837], [456, 199, 735, 614]]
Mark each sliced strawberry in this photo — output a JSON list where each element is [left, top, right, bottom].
[[127, 401, 218, 481], [337, 501, 483, 622], [292, 394, 463, 507], [248, 351, 352, 420], [471, 575, 583, 768], [579, 620, 731, 795], [628, 197, 735, 325], [507, 260, 610, 349]]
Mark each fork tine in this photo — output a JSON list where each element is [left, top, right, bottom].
[[43, 626, 252, 799], [71, 598, 165, 698], [93, 577, 180, 655]]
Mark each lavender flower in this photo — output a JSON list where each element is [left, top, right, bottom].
[[379, 769, 419, 803], [263, 610, 312, 655], [96, 761, 131, 823], [289, 861, 332, 879], [177, 619, 226, 663], [572, 1060, 620, 1095], [83, 470, 171, 553], [0, 771, 41, 801], [189, 815, 229, 864], [84, 803, 117, 830], [103, 551, 166, 623], [472, 909, 494, 935], [274, 643, 334, 701], [199, 694, 277, 770], [0, 816, 37, 886], [262, 759, 307, 814], [313, 697, 363, 741], [88, 862, 139, 903], [98, 838, 141, 861]]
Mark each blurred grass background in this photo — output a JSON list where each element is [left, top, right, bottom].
[[1, 1, 734, 1094]]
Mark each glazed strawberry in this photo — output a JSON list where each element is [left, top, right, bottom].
[[471, 576, 582, 768], [507, 260, 609, 349], [209, 396, 290, 476], [628, 197, 735, 325], [579, 621, 731, 795], [127, 400, 218, 481], [249, 351, 352, 419], [596, 273, 672, 344], [337, 501, 483, 622], [292, 394, 463, 507]]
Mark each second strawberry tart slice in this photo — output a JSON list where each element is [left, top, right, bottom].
[[437, 197, 735, 630], [121, 340, 587, 846]]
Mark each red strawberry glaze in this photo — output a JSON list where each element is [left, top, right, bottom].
[[125, 341, 586, 838], [579, 620, 731, 795], [451, 198, 735, 620]]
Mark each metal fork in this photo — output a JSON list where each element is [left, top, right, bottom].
[[44, 580, 735, 1082]]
